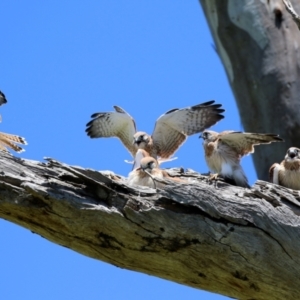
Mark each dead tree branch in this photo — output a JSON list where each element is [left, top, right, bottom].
[[0, 152, 300, 299], [199, 0, 300, 181], [282, 0, 300, 29]]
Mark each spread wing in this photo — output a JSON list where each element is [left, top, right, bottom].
[[219, 131, 283, 156], [86, 106, 137, 157], [0, 132, 27, 153], [152, 101, 224, 158]]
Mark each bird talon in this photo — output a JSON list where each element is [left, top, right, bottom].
[[207, 173, 219, 187]]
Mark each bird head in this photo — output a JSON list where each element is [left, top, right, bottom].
[[285, 147, 300, 162], [199, 130, 217, 143], [140, 157, 158, 173], [133, 131, 151, 149]]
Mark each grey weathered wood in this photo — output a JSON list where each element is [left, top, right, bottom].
[[283, 0, 300, 29], [199, 0, 300, 181], [1, 152, 300, 300]]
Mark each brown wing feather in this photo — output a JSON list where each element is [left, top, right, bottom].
[[152, 101, 224, 158], [86, 106, 137, 157], [0, 132, 27, 153], [219, 132, 283, 156], [155, 130, 186, 159], [269, 163, 277, 183], [0, 144, 9, 153]]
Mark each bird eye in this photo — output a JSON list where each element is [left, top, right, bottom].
[[202, 132, 208, 139]]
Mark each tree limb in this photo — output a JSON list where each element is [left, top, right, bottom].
[[199, 0, 300, 181], [0, 153, 300, 299]]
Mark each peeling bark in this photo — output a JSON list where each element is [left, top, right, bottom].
[[199, 0, 300, 181], [1, 153, 300, 299]]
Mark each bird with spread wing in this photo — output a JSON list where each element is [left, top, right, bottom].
[[0, 90, 27, 153], [86, 101, 224, 169], [269, 147, 300, 190], [200, 130, 283, 188]]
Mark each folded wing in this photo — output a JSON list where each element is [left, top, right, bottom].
[[219, 132, 283, 156]]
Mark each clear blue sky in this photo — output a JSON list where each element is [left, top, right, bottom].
[[0, 1, 257, 299]]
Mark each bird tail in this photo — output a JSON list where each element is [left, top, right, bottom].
[[231, 167, 250, 188]]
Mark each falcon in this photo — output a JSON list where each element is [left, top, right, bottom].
[[0, 90, 27, 153], [86, 101, 224, 168], [200, 130, 283, 188], [269, 147, 300, 190], [127, 156, 186, 189]]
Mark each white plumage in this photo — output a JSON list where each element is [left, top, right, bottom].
[[269, 147, 300, 190]]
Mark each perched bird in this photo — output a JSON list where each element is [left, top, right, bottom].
[[86, 101, 224, 168], [200, 130, 283, 188], [0, 90, 27, 153], [269, 147, 300, 190], [0, 132, 27, 153], [127, 156, 186, 189]]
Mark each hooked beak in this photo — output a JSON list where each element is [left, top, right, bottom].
[[288, 150, 297, 159]]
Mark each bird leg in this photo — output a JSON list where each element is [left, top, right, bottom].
[[207, 173, 219, 188]]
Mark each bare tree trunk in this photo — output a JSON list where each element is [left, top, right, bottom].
[[199, 0, 300, 181], [1, 153, 300, 299]]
